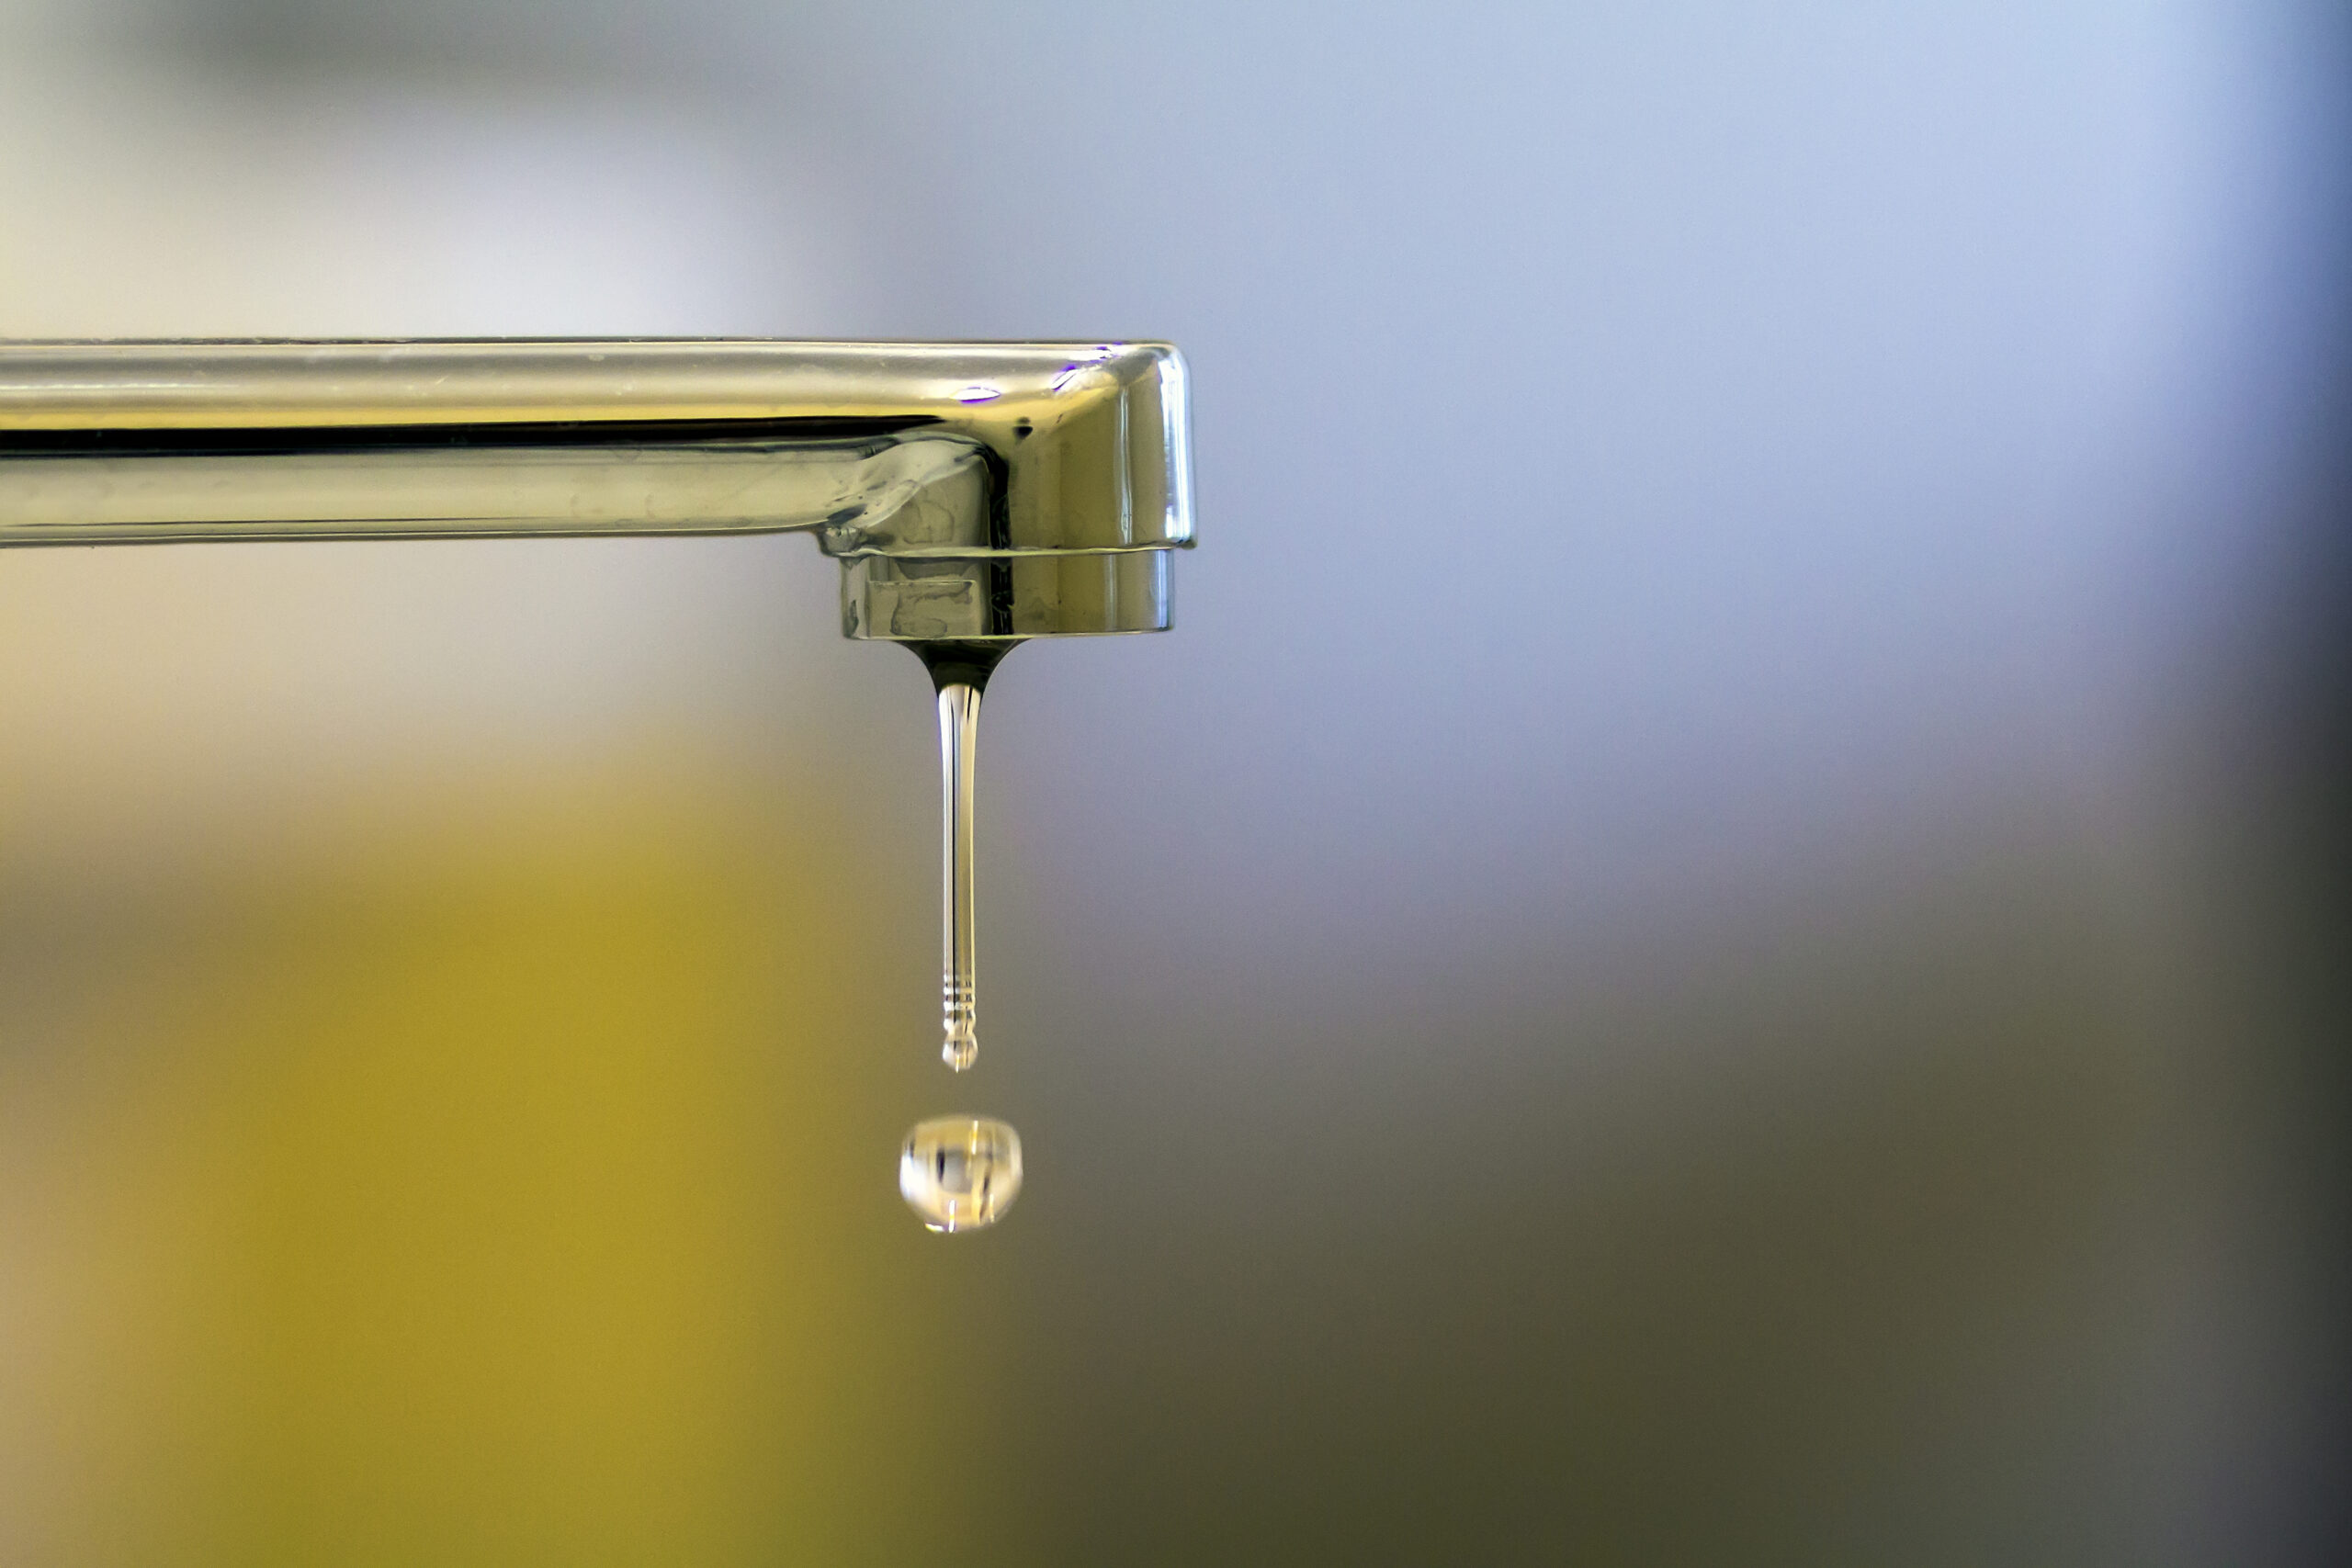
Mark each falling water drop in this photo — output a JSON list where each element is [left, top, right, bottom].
[[899, 1116, 1023, 1232]]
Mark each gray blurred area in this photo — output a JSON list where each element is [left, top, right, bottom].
[[3, 1, 2349, 1562]]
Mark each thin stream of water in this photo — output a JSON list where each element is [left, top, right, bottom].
[[902, 673, 1021, 1231], [938, 680, 982, 1073]]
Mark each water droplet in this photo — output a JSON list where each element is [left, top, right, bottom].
[[899, 1116, 1023, 1232]]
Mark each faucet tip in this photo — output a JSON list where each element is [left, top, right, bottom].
[[912, 639, 1015, 694]]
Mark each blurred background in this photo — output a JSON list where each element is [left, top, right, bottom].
[[2, 1, 2348, 1562]]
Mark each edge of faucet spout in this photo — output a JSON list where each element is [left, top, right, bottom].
[[836, 341, 1192, 643]]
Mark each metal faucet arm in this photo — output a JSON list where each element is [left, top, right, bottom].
[[0, 339, 1193, 643]]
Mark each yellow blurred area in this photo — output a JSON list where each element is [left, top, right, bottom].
[[0, 761, 1001, 1566]]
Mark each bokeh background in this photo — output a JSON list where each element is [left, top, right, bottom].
[[3, 2, 2349, 1562]]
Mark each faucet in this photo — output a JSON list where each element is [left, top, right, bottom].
[[0, 339, 1192, 643], [0, 339, 1193, 1224]]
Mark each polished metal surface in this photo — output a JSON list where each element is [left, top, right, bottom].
[[0, 339, 1193, 641]]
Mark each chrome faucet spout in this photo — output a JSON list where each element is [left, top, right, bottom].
[[0, 338, 1193, 645]]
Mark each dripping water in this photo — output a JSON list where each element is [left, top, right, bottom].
[[902, 643, 1022, 1231], [899, 1116, 1023, 1233]]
